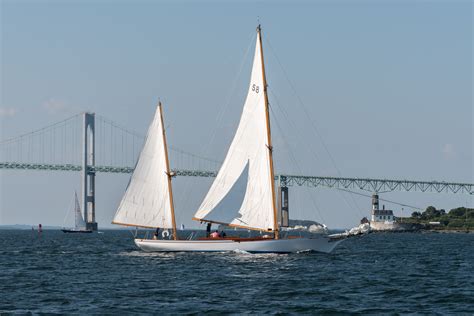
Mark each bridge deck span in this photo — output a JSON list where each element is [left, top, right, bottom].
[[1, 162, 472, 195]]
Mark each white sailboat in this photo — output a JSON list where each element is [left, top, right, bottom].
[[113, 25, 345, 253], [62, 191, 92, 233], [112, 102, 178, 239]]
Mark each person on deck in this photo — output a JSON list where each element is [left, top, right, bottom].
[[153, 228, 160, 240], [221, 231, 227, 238], [206, 223, 212, 237], [210, 230, 220, 238]]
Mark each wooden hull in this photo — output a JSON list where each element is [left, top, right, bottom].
[[135, 235, 344, 254]]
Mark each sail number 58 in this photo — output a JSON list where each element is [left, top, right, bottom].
[[252, 84, 260, 93]]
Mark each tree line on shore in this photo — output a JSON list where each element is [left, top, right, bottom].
[[406, 206, 474, 229]]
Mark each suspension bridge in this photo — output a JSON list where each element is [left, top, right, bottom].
[[1, 112, 472, 230]]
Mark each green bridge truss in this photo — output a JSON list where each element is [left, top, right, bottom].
[[1, 162, 472, 194]]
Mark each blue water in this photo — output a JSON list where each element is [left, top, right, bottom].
[[0, 230, 473, 314]]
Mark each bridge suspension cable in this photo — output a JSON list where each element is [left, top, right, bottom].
[[0, 112, 221, 171], [0, 113, 83, 165]]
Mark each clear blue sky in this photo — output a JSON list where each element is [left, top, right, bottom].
[[1, 0, 472, 228]]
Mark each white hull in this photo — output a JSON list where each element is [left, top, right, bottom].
[[135, 235, 345, 254]]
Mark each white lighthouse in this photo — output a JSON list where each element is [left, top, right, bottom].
[[370, 194, 398, 231]]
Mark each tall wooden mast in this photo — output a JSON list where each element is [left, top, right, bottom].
[[159, 102, 178, 240], [257, 25, 280, 239]]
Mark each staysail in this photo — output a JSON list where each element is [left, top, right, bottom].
[[193, 27, 277, 232], [112, 104, 176, 229], [74, 191, 86, 229]]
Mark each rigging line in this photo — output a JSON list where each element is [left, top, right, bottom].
[[268, 89, 321, 163], [0, 112, 82, 145], [200, 31, 256, 162], [264, 36, 364, 216], [98, 114, 219, 167], [169, 146, 221, 165], [60, 122, 63, 163], [126, 131, 129, 166], [110, 121, 113, 165], [335, 187, 423, 211], [65, 120, 68, 163], [162, 31, 254, 223], [268, 102, 327, 224], [62, 192, 75, 228], [272, 132, 325, 223], [269, 87, 363, 218]]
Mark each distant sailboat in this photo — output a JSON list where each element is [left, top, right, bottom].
[[113, 25, 346, 253], [62, 191, 92, 233]]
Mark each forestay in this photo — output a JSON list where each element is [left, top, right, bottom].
[[193, 31, 276, 231], [112, 105, 174, 228]]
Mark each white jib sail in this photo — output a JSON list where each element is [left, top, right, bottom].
[[194, 32, 276, 231], [74, 192, 86, 229], [112, 105, 174, 228]]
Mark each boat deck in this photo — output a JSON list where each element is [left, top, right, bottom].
[[197, 236, 302, 242]]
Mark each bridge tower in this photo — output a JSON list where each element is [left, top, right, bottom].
[[278, 176, 289, 227], [82, 112, 97, 231]]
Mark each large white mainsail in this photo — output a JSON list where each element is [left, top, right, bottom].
[[112, 104, 176, 230], [193, 28, 277, 232]]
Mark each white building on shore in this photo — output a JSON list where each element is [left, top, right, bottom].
[[370, 194, 401, 231]]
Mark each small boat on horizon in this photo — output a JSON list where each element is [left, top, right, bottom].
[[62, 191, 93, 234]]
